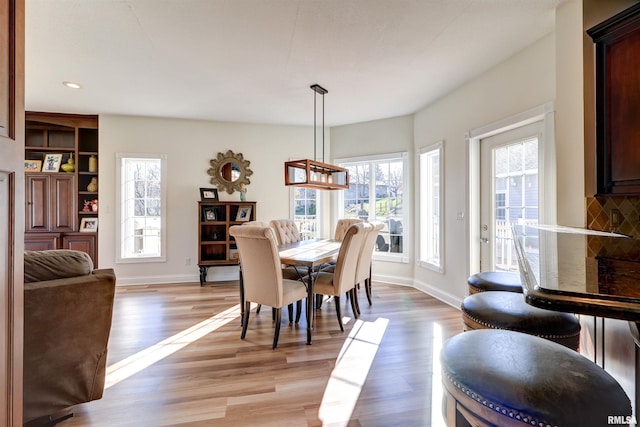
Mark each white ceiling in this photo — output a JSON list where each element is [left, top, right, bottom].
[[25, 0, 565, 127]]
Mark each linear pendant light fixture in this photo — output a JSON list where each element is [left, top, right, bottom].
[[284, 84, 349, 190]]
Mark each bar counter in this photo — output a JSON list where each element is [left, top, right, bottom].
[[512, 224, 640, 322]]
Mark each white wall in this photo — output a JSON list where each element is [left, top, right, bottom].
[[98, 115, 314, 284]]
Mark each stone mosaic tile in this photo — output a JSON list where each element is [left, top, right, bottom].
[[586, 195, 640, 238]]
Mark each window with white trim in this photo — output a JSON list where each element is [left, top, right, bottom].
[[337, 152, 408, 262], [291, 187, 318, 240], [116, 153, 167, 262], [419, 142, 443, 271]]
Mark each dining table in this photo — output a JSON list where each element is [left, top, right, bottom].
[[278, 238, 342, 344], [237, 238, 341, 345], [512, 224, 640, 415]]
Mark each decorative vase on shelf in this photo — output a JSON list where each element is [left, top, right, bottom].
[[88, 155, 98, 172], [87, 177, 98, 192], [60, 153, 75, 172], [239, 183, 247, 201]]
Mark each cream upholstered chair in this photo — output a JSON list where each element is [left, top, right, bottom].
[[320, 218, 365, 276], [310, 222, 367, 331], [270, 219, 301, 245], [269, 219, 307, 281], [229, 225, 308, 349], [355, 221, 384, 307], [334, 218, 363, 241]]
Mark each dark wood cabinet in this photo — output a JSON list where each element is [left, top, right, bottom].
[[197, 201, 256, 285], [25, 173, 75, 232], [588, 3, 640, 195], [24, 112, 99, 264], [62, 233, 97, 266]]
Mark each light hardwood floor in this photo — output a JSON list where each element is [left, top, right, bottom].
[[51, 281, 463, 427]]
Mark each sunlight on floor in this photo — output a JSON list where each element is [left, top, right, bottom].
[[430, 322, 446, 427], [318, 317, 389, 426], [104, 304, 242, 389]]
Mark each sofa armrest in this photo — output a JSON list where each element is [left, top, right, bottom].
[[23, 268, 116, 422]]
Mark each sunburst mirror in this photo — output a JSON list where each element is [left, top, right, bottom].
[[207, 150, 253, 194]]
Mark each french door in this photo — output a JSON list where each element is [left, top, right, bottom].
[[480, 121, 543, 272]]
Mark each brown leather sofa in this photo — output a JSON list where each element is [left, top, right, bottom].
[[23, 250, 116, 423]]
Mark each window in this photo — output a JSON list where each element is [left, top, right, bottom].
[[116, 153, 167, 262], [291, 187, 318, 240], [419, 142, 442, 271], [337, 152, 408, 262]]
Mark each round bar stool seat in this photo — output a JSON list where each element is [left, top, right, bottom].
[[440, 329, 631, 427], [467, 271, 523, 294], [461, 291, 581, 350]]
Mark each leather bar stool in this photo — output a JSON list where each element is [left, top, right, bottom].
[[461, 291, 581, 350], [467, 271, 523, 294], [440, 329, 632, 427]]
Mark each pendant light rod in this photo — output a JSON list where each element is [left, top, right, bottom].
[[310, 84, 328, 163]]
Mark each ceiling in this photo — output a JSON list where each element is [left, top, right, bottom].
[[25, 0, 566, 127]]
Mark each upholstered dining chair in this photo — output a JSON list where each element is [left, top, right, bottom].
[[269, 219, 307, 281], [270, 219, 301, 245], [309, 222, 367, 331], [355, 221, 384, 308], [334, 218, 364, 241], [229, 225, 308, 349]]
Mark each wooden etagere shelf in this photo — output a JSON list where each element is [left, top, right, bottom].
[[24, 112, 99, 266], [197, 200, 256, 286]]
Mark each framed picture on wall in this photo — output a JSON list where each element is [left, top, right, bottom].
[[236, 206, 252, 222]]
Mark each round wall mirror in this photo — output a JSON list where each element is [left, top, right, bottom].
[[207, 150, 253, 194]]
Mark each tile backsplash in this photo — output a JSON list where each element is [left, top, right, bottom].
[[586, 195, 640, 238]]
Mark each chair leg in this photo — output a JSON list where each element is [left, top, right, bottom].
[[273, 308, 282, 349], [295, 300, 302, 323], [241, 301, 251, 339], [365, 278, 373, 306], [350, 288, 360, 317], [334, 296, 344, 332], [287, 304, 294, 323], [366, 265, 373, 305], [256, 304, 262, 314]]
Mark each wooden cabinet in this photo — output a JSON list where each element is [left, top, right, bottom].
[[25, 173, 75, 232], [24, 112, 99, 265], [588, 3, 640, 195], [62, 233, 97, 266], [198, 201, 256, 285]]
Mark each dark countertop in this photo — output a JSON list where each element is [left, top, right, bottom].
[[512, 224, 640, 322]]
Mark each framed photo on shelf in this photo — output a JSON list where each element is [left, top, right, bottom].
[[203, 207, 216, 222], [199, 187, 219, 201], [24, 159, 42, 172], [42, 153, 63, 172], [79, 217, 98, 232], [236, 206, 252, 222]]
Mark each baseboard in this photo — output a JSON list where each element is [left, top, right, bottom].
[[412, 278, 463, 310]]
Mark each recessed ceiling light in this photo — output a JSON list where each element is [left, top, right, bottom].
[[62, 81, 82, 89]]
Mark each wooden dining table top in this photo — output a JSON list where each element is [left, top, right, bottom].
[[278, 239, 341, 267]]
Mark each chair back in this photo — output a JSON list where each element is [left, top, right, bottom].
[[334, 218, 363, 241], [242, 220, 270, 227], [355, 221, 384, 284], [333, 222, 367, 294], [270, 219, 301, 245], [229, 225, 285, 308]]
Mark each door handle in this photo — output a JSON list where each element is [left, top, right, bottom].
[[480, 237, 489, 244]]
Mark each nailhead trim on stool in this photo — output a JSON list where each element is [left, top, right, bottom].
[[461, 291, 581, 350], [467, 271, 523, 294], [440, 329, 631, 427]]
